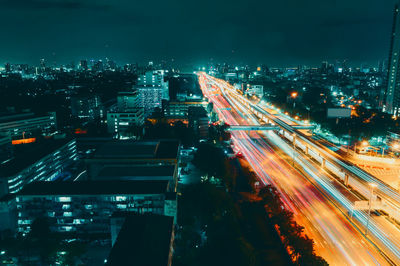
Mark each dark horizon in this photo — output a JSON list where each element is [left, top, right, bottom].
[[0, 0, 398, 67]]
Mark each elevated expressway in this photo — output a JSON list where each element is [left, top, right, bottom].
[[199, 72, 400, 265]]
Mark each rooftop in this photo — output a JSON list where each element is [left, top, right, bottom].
[[107, 214, 174, 266], [0, 112, 35, 123], [0, 138, 74, 177], [96, 165, 175, 180], [17, 180, 169, 196], [93, 140, 179, 160]]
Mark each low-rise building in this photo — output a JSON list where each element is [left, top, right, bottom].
[[15, 180, 176, 235], [0, 135, 13, 163], [163, 101, 205, 118], [107, 214, 174, 266], [94, 165, 176, 183], [85, 140, 180, 183], [0, 112, 57, 138], [246, 84, 264, 98], [188, 106, 209, 139], [0, 138, 78, 196], [106, 109, 144, 137]]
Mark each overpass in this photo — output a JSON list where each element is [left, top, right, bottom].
[[228, 89, 400, 223], [227, 125, 279, 131]]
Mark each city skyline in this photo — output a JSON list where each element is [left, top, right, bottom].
[[2, 1, 400, 265], [0, 0, 398, 67]]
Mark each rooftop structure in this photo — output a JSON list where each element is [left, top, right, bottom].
[[107, 214, 174, 266]]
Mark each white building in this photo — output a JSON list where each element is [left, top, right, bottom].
[[137, 70, 169, 101], [107, 110, 145, 137], [246, 85, 264, 98]]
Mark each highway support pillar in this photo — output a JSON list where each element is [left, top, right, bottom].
[[344, 174, 349, 186]]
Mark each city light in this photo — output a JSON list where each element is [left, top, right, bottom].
[[198, 72, 400, 264]]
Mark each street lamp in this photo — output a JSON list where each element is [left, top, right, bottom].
[[366, 183, 377, 236], [354, 140, 369, 155], [291, 92, 298, 116], [361, 140, 369, 147]]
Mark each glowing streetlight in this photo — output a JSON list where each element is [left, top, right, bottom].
[[354, 140, 369, 155], [290, 91, 298, 116]]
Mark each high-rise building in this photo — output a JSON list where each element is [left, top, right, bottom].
[[117, 91, 141, 112], [108, 91, 144, 137], [4, 63, 11, 73], [79, 60, 88, 71], [137, 86, 163, 116], [384, 3, 400, 116], [137, 70, 169, 101], [92, 60, 104, 72], [71, 94, 104, 120]]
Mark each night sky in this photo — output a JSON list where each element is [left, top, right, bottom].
[[0, 0, 397, 67]]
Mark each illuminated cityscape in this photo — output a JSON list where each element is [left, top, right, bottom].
[[1, 0, 400, 265]]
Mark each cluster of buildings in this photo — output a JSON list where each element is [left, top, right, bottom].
[[0, 110, 59, 164], [0, 72, 184, 263], [0, 138, 180, 265], [67, 70, 209, 140]]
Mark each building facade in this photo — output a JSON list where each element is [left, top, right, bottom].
[[385, 3, 400, 116], [136, 70, 169, 116], [246, 85, 264, 98], [137, 70, 169, 101], [71, 95, 103, 120], [0, 135, 12, 164], [0, 112, 57, 138], [15, 181, 175, 235], [0, 139, 78, 196], [107, 110, 145, 136], [117, 91, 140, 112]]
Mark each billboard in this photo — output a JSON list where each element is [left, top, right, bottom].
[[327, 108, 351, 118]]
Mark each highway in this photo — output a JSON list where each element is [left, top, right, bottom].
[[198, 72, 400, 265]]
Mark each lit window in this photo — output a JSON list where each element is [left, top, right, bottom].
[[58, 197, 71, 202], [62, 226, 73, 232], [115, 196, 127, 201], [64, 212, 72, 217]]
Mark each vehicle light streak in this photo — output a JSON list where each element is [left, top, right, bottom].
[[198, 72, 398, 265]]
